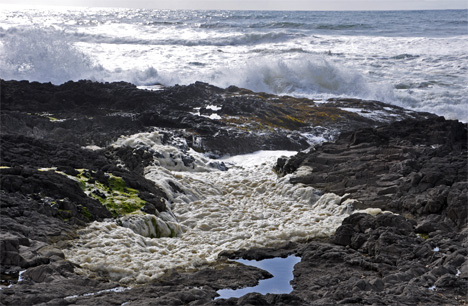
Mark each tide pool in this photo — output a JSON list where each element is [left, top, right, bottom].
[[216, 255, 301, 299]]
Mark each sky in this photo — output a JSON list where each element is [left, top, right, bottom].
[[0, 0, 466, 11]]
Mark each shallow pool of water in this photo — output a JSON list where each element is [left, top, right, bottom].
[[216, 255, 301, 299]]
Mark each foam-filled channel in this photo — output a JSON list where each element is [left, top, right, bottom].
[[216, 255, 301, 299], [62, 132, 358, 284]]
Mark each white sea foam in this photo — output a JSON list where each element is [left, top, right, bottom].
[[120, 213, 183, 238], [83, 145, 103, 151], [112, 130, 227, 174], [206, 105, 222, 111], [63, 138, 361, 284], [17, 270, 26, 282]]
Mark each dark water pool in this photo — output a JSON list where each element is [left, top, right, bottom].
[[216, 255, 301, 299]]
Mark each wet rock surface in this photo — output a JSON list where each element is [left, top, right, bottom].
[[1, 80, 428, 154], [274, 116, 467, 228], [1, 79, 466, 305], [292, 214, 468, 305]]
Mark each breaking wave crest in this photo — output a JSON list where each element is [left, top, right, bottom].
[[0, 27, 102, 84], [206, 57, 396, 102], [126, 56, 396, 103]]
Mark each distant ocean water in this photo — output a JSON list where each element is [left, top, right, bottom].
[[0, 7, 467, 122]]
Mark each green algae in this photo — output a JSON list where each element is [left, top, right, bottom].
[[57, 209, 72, 221], [417, 233, 429, 240], [88, 176, 146, 217], [150, 217, 162, 238], [47, 116, 59, 122], [34, 112, 64, 122], [170, 227, 176, 238], [80, 206, 92, 220], [62, 169, 148, 218]]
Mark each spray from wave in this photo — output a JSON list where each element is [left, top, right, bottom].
[[0, 27, 102, 84], [150, 56, 396, 104], [206, 57, 396, 102]]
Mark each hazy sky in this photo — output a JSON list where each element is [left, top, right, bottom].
[[0, 0, 466, 11]]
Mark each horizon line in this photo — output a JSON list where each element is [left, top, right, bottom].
[[0, 3, 467, 12]]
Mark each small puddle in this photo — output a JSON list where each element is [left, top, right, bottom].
[[216, 255, 301, 299]]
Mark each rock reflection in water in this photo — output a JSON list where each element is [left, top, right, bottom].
[[216, 255, 301, 299]]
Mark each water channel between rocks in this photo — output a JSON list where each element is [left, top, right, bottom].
[[216, 255, 301, 299], [63, 133, 358, 284]]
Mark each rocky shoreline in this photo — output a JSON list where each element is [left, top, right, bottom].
[[0, 79, 466, 305]]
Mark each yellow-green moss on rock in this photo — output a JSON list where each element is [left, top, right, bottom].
[[68, 169, 148, 217]]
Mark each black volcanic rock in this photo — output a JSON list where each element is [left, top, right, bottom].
[[298, 212, 468, 305], [1, 79, 430, 154], [276, 116, 468, 228]]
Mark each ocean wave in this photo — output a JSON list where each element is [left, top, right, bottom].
[[200, 21, 373, 31], [0, 27, 102, 84], [444, 19, 468, 25], [395, 91, 468, 122], [146, 21, 185, 26], [68, 30, 298, 47], [1, 24, 302, 49], [248, 21, 310, 29], [75, 55, 395, 105], [265, 21, 309, 29], [390, 54, 421, 60], [249, 47, 311, 54], [206, 32, 299, 46], [315, 23, 373, 31], [214, 57, 395, 102], [199, 21, 309, 29], [149, 56, 396, 103]]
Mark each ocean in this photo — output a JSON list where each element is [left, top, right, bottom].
[[0, 7, 467, 122]]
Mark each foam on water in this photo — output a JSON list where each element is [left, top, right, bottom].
[[63, 131, 361, 284], [111, 130, 224, 173]]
